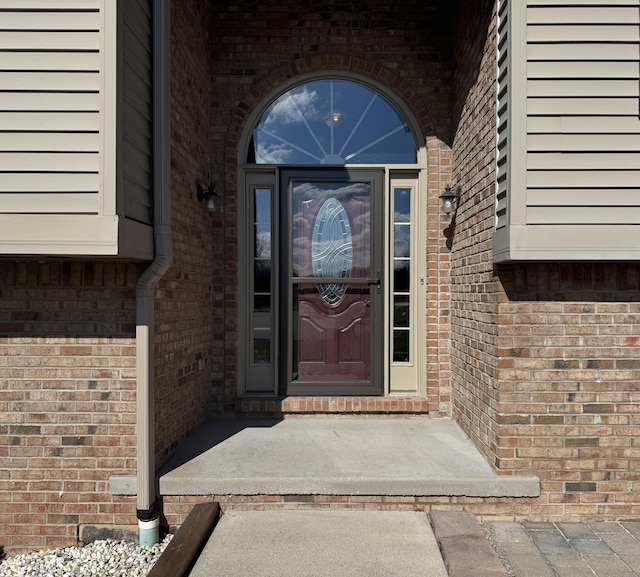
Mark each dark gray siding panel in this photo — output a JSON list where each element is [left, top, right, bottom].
[[120, 0, 153, 225]]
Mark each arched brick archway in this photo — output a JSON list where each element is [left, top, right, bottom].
[[224, 55, 438, 171], [217, 56, 453, 410]]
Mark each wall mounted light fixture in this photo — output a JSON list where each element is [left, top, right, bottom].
[[439, 185, 462, 216], [197, 182, 217, 212]]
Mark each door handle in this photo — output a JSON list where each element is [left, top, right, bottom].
[[367, 278, 381, 286]]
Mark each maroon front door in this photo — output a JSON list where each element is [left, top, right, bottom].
[[283, 169, 383, 396]]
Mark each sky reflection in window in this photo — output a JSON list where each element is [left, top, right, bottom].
[[252, 80, 416, 165]]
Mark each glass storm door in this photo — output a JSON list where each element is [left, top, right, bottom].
[[282, 169, 384, 395]]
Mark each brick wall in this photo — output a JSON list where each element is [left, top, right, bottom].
[[153, 0, 215, 466], [212, 0, 455, 409], [450, 0, 640, 520], [161, 494, 537, 528], [425, 136, 454, 415], [0, 261, 141, 551], [449, 0, 500, 459], [495, 264, 640, 520]]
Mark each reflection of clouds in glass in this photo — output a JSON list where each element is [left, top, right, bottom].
[[293, 183, 370, 245], [394, 188, 411, 222], [264, 88, 319, 126], [294, 181, 368, 199], [256, 231, 271, 259], [251, 80, 416, 165], [394, 226, 410, 258], [292, 181, 372, 277], [257, 142, 293, 164]]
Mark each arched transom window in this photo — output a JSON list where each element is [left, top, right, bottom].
[[249, 79, 417, 165]]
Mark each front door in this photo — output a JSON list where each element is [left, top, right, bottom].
[[282, 169, 384, 395]]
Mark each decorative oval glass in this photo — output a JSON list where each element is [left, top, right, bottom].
[[251, 79, 416, 165], [312, 197, 353, 306]]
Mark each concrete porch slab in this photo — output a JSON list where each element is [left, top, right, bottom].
[[157, 418, 539, 498]]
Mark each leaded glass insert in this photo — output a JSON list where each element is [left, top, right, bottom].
[[252, 80, 416, 165], [312, 197, 353, 306]]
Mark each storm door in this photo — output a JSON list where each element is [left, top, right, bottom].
[[282, 170, 384, 395], [280, 169, 383, 394]]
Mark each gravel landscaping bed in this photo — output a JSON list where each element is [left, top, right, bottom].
[[0, 535, 172, 577]]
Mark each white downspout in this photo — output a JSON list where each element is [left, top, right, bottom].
[[136, 0, 171, 547]]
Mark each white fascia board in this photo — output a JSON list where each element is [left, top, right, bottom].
[[494, 224, 640, 262], [0, 214, 119, 256]]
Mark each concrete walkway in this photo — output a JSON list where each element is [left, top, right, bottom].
[[181, 513, 640, 577], [189, 510, 448, 577], [158, 418, 538, 498]]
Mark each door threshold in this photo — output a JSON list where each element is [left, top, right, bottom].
[[234, 396, 431, 416]]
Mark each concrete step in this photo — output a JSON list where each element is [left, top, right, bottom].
[[147, 506, 516, 577], [188, 510, 449, 577], [149, 418, 539, 499]]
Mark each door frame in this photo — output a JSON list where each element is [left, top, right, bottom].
[[237, 166, 427, 398], [280, 168, 385, 396]]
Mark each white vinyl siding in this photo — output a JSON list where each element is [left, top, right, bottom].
[[0, 0, 153, 258], [0, 1, 109, 214], [495, 0, 640, 261]]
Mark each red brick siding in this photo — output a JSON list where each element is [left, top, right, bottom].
[[449, 0, 500, 460], [153, 0, 214, 466], [425, 137, 453, 416], [235, 396, 432, 415], [0, 261, 141, 551], [495, 264, 640, 519], [162, 495, 538, 527]]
